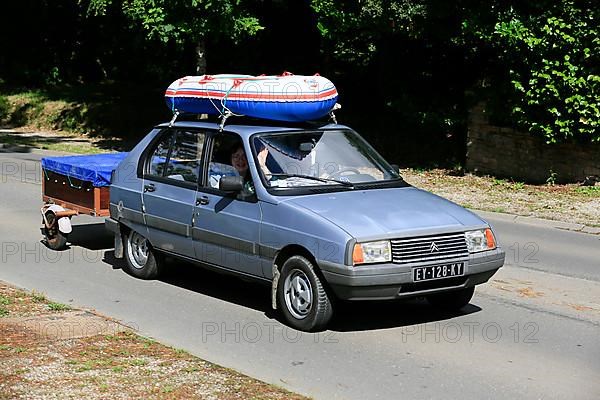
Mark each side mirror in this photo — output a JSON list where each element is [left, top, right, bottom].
[[219, 175, 244, 193]]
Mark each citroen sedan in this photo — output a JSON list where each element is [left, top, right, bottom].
[[106, 121, 505, 331]]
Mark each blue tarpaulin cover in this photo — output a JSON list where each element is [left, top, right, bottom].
[[41, 153, 128, 187]]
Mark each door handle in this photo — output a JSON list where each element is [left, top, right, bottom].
[[143, 183, 155, 193], [196, 196, 210, 206]]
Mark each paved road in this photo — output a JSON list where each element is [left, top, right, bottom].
[[1, 151, 599, 400]]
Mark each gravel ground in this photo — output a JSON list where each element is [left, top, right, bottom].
[[401, 168, 600, 227]]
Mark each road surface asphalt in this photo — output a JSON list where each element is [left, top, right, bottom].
[[1, 151, 599, 399]]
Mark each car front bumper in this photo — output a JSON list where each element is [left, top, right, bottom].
[[320, 248, 505, 301]]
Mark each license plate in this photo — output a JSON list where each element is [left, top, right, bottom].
[[413, 263, 465, 282]]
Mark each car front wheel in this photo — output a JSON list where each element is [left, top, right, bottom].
[[277, 255, 333, 332], [427, 286, 475, 311], [124, 230, 162, 279]]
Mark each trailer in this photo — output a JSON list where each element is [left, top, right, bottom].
[[40, 153, 128, 249]]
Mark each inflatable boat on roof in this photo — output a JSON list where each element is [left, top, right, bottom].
[[165, 73, 338, 122]]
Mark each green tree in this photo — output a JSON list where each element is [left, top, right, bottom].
[[87, 0, 263, 74], [495, 2, 599, 143], [310, 0, 427, 66], [462, 1, 599, 143]]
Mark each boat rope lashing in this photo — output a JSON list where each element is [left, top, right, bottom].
[[221, 79, 244, 115], [170, 78, 185, 114], [208, 97, 224, 116], [220, 83, 235, 114], [197, 79, 226, 116], [219, 79, 245, 119]]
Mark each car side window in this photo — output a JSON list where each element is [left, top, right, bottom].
[[148, 131, 173, 177], [204, 133, 256, 201], [147, 130, 205, 184]]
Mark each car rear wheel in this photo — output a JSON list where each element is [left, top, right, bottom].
[[277, 255, 333, 332], [124, 230, 162, 279], [427, 286, 475, 311]]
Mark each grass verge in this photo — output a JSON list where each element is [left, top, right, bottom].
[[0, 131, 106, 154], [0, 84, 171, 152], [0, 282, 308, 400]]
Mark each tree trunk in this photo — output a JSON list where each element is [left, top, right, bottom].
[[195, 38, 209, 119], [195, 39, 207, 75]]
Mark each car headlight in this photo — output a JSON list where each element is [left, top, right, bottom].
[[352, 240, 391, 265], [465, 228, 497, 253]]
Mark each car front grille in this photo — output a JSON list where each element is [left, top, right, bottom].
[[391, 232, 468, 264]]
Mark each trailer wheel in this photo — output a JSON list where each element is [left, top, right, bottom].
[[43, 211, 68, 250], [124, 230, 161, 279]]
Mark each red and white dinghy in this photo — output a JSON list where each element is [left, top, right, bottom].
[[165, 73, 339, 122]]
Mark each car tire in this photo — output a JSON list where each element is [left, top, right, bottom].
[[427, 286, 475, 311], [43, 211, 68, 250], [277, 255, 334, 332], [123, 230, 162, 279]]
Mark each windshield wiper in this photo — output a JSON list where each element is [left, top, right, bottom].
[[353, 176, 409, 188], [269, 173, 354, 187]]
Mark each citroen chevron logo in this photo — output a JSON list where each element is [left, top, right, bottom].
[[430, 241, 440, 253]]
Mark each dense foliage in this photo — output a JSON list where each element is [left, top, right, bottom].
[[311, 0, 599, 144], [467, 1, 599, 143], [310, 0, 427, 66], [0, 0, 597, 162], [88, 0, 262, 44]]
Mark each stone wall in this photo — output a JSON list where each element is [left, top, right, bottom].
[[466, 104, 600, 183]]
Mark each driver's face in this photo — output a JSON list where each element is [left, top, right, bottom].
[[231, 147, 248, 175]]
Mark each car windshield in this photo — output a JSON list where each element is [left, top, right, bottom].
[[252, 129, 401, 189]]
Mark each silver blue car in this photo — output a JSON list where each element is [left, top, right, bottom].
[[106, 121, 505, 331]]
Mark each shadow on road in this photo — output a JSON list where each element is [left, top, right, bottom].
[[65, 227, 482, 332], [40, 221, 114, 252], [69, 222, 114, 250], [155, 259, 481, 332], [159, 261, 274, 316], [329, 300, 481, 332]]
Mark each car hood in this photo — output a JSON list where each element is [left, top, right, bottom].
[[284, 187, 487, 239]]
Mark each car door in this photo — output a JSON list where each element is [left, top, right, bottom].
[[142, 128, 205, 259], [191, 131, 263, 277]]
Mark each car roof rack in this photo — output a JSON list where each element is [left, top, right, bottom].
[[167, 102, 341, 131], [168, 111, 340, 130]]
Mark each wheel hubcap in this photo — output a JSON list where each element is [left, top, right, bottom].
[[284, 269, 313, 319], [128, 232, 149, 269]]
